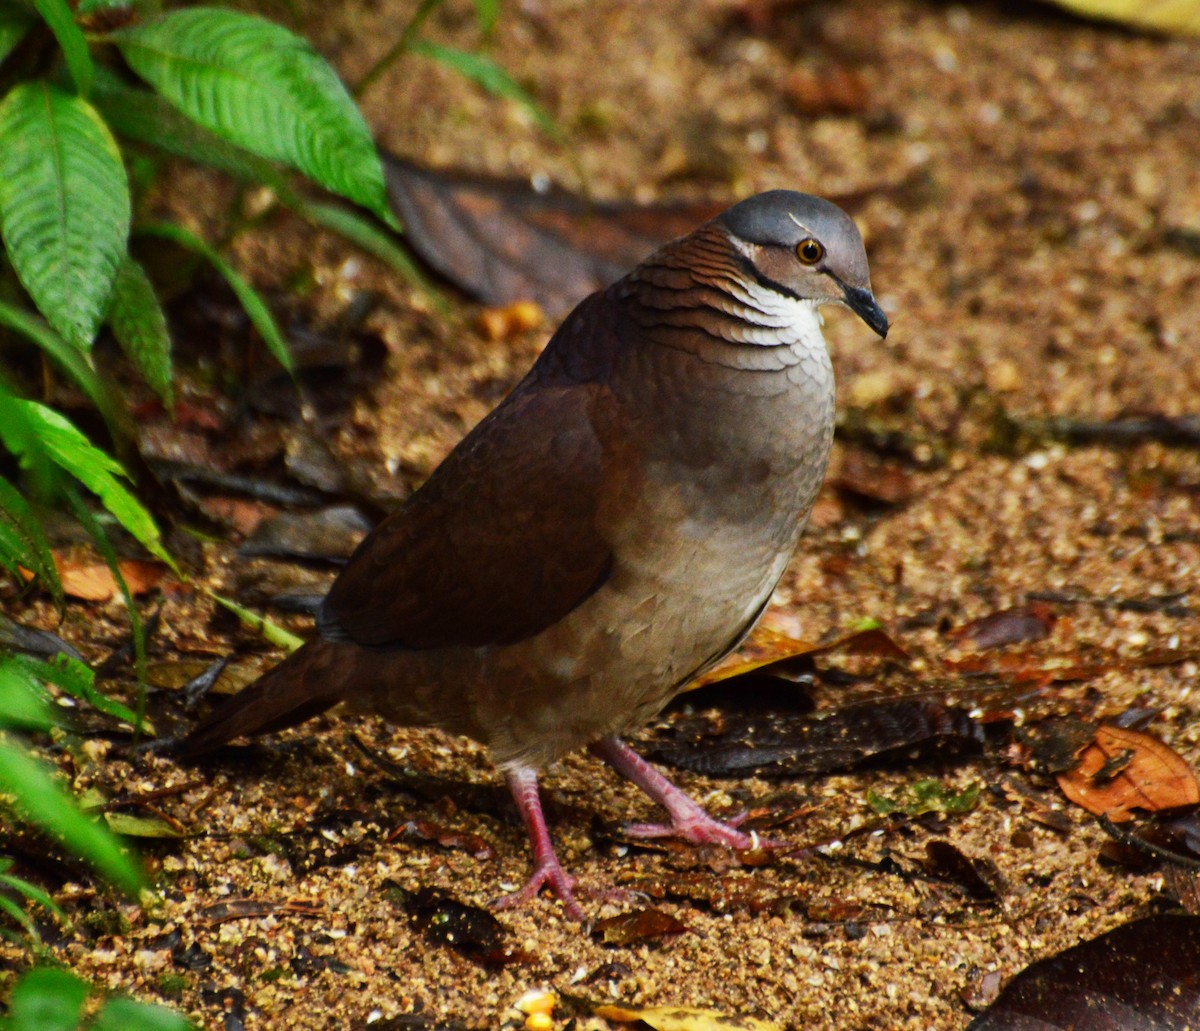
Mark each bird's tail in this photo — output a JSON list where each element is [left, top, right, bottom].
[[175, 639, 347, 757]]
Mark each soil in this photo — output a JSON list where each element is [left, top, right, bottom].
[[4, 1, 1200, 1029]]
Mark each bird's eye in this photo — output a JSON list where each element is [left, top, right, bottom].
[[797, 238, 824, 265]]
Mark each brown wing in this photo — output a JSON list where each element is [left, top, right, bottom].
[[320, 355, 616, 650]]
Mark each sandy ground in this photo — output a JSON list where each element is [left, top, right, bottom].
[[4, 1, 1200, 1028]]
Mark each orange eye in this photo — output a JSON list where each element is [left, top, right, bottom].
[[797, 238, 824, 265]]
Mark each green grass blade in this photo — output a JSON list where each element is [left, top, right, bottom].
[[0, 473, 62, 605], [0, 392, 175, 571], [114, 7, 389, 221], [408, 40, 559, 138], [0, 735, 144, 897], [32, 0, 94, 95], [107, 256, 173, 408], [0, 301, 128, 441], [0, 871, 68, 927], [0, 83, 130, 351], [135, 222, 293, 376], [207, 590, 303, 652]]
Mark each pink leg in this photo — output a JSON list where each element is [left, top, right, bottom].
[[493, 767, 586, 922], [590, 737, 757, 849]]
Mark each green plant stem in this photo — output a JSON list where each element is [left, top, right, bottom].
[[354, 0, 444, 97]]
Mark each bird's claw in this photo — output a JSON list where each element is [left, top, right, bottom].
[[493, 859, 586, 922]]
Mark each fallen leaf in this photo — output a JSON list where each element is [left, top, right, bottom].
[[102, 812, 182, 839], [593, 907, 688, 946], [1045, 0, 1200, 36], [46, 553, 167, 602], [967, 914, 1200, 1028], [950, 603, 1058, 651], [594, 1002, 781, 1030], [1056, 725, 1200, 821]]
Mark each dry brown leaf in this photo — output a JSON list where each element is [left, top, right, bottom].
[[1056, 725, 1200, 821], [1047, 0, 1200, 35], [594, 1003, 780, 1030], [52, 553, 167, 602]]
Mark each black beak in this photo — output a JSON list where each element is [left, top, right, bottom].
[[841, 284, 889, 338]]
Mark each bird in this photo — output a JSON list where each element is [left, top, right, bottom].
[[178, 189, 888, 921]]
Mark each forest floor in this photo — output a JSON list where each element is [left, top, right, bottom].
[[3, 1, 1200, 1028]]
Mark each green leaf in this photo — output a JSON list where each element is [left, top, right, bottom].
[[0, 301, 128, 440], [7, 653, 142, 730], [408, 40, 559, 137], [0, 736, 144, 895], [135, 222, 293, 376], [0, 661, 54, 732], [0, 391, 175, 571], [115, 7, 390, 220], [33, 0, 94, 95], [8, 967, 89, 1031], [0, 473, 62, 604], [0, 892, 38, 939], [92, 68, 294, 194], [471, 0, 499, 34], [0, 5, 36, 66], [91, 996, 192, 1031], [101, 811, 180, 839], [0, 83, 130, 351], [299, 199, 436, 295], [107, 257, 173, 407], [0, 868, 68, 928], [207, 590, 304, 652]]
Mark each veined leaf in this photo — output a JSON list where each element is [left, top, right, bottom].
[[0, 83, 130, 352], [0, 472, 62, 604], [0, 733, 144, 896], [115, 7, 390, 221], [92, 68, 295, 195], [33, 0, 94, 95], [0, 392, 175, 571], [136, 222, 293, 376], [108, 256, 173, 407]]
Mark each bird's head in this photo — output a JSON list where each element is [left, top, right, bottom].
[[718, 190, 889, 338]]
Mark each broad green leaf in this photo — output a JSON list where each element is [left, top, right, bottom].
[[92, 68, 294, 194], [33, 0, 94, 95], [0, 5, 36, 66], [0, 736, 144, 895], [408, 40, 559, 137], [0, 662, 54, 731], [136, 222, 293, 375], [115, 7, 390, 220], [0, 83, 130, 351], [0, 301, 127, 439], [108, 257, 173, 407], [0, 393, 174, 570], [0, 473, 62, 604], [7, 967, 89, 1031], [91, 996, 192, 1031]]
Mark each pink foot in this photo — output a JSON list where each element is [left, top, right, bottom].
[[590, 737, 772, 850], [496, 767, 587, 922]]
